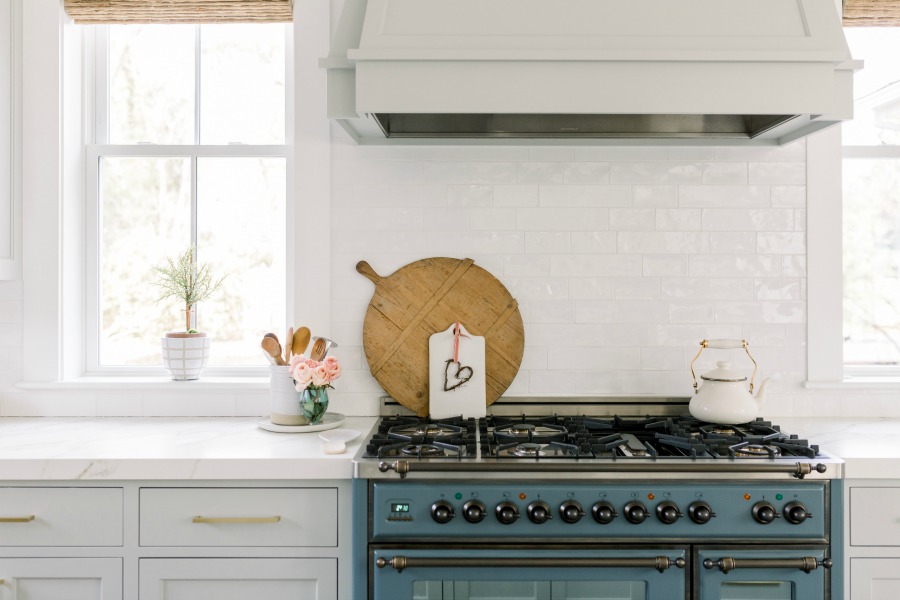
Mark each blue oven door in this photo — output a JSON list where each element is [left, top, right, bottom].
[[696, 547, 831, 600], [371, 547, 688, 600]]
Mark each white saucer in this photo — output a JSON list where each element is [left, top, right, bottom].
[[257, 413, 346, 433], [318, 429, 360, 444]]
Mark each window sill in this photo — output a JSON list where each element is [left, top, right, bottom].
[[15, 376, 269, 392]]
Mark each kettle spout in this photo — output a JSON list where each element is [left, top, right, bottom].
[[752, 377, 772, 408]]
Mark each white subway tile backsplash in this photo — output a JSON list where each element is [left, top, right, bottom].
[[447, 184, 493, 207], [569, 278, 615, 300], [517, 162, 564, 184], [528, 147, 575, 161], [714, 301, 806, 324], [575, 147, 668, 161], [668, 147, 715, 161], [551, 254, 643, 277], [756, 232, 806, 255], [678, 185, 769, 208], [617, 232, 709, 254], [423, 161, 518, 184], [424, 207, 471, 231], [713, 140, 805, 162], [429, 231, 525, 254], [771, 185, 806, 208], [505, 277, 570, 300], [563, 162, 610, 184], [709, 232, 757, 254], [701, 162, 747, 184], [609, 208, 656, 231], [539, 185, 630, 207], [494, 185, 540, 207], [525, 231, 571, 254], [633, 185, 677, 207], [611, 162, 702, 184], [614, 277, 661, 300], [668, 302, 717, 323], [748, 162, 806, 185], [660, 277, 753, 300], [781, 256, 807, 277], [574, 370, 625, 394], [576, 300, 669, 324], [702, 209, 793, 232], [640, 346, 685, 370], [570, 232, 617, 254], [503, 254, 551, 276], [518, 207, 610, 230], [602, 323, 650, 347], [640, 255, 687, 278], [527, 299, 576, 323], [656, 209, 702, 231], [468, 208, 517, 231], [333, 206, 423, 231], [689, 255, 780, 277], [548, 347, 640, 370]]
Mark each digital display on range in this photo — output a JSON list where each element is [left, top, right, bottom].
[[391, 503, 410, 513]]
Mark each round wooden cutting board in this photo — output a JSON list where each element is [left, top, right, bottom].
[[357, 257, 525, 417]]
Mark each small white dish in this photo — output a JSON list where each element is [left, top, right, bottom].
[[257, 413, 346, 433]]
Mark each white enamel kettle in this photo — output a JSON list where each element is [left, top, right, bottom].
[[689, 339, 770, 425]]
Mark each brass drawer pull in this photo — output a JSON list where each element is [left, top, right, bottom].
[[0, 515, 35, 523], [192, 515, 281, 524]]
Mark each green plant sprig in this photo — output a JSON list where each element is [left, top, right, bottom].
[[153, 247, 226, 332]]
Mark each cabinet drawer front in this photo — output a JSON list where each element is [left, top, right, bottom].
[[0, 487, 123, 546], [139, 487, 338, 547], [851, 487, 900, 546]]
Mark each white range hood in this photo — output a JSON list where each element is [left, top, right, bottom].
[[321, 0, 858, 145]]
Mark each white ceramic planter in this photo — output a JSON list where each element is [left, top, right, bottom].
[[161, 333, 211, 381], [269, 365, 309, 425]]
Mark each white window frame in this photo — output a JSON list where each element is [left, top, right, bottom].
[[20, 0, 331, 389], [84, 24, 294, 377]]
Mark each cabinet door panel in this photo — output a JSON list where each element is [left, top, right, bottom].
[[139, 558, 337, 600], [139, 487, 337, 547], [0, 558, 122, 600], [851, 558, 900, 600], [0, 487, 124, 546]]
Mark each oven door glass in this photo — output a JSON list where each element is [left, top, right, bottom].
[[695, 547, 829, 600], [371, 547, 687, 600]]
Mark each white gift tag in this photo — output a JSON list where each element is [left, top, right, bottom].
[[428, 322, 486, 419]]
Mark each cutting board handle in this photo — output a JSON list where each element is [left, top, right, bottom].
[[356, 261, 383, 286]]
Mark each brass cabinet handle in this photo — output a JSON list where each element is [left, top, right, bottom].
[[0, 515, 35, 523], [192, 515, 281, 524]]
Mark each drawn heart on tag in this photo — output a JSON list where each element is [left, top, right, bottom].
[[443, 359, 474, 392]]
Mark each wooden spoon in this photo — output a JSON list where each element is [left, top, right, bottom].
[[310, 337, 327, 361], [292, 327, 311, 357], [261, 337, 286, 366], [285, 326, 294, 363]]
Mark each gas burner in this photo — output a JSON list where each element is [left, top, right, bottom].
[[401, 444, 446, 457], [388, 422, 464, 443], [729, 442, 782, 459], [511, 443, 545, 458], [493, 421, 568, 444], [509, 423, 535, 436], [709, 426, 739, 436]]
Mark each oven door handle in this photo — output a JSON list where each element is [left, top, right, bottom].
[[377, 460, 828, 479], [703, 556, 832, 574], [376, 555, 686, 574]]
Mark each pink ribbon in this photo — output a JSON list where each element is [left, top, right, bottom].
[[453, 322, 468, 362]]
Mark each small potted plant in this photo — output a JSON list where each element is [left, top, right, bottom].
[[153, 247, 225, 380]]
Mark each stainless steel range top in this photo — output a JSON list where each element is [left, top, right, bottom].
[[354, 397, 843, 481]]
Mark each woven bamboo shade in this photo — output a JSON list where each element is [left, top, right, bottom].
[[64, 0, 293, 24], [843, 0, 900, 26]]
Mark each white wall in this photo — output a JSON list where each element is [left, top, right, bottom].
[[1, 2, 898, 418]]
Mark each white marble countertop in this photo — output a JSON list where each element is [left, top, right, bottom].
[[0, 416, 898, 481], [0, 416, 378, 480]]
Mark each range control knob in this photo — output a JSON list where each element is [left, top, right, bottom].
[[431, 500, 455, 524], [527, 501, 552, 524], [752, 501, 780, 525], [559, 500, 586, 524], [462, 500, 486, 524], [688, 501, 716, 525], [655, 501, 683, 525], [623, 501, 648, 524], [784, 501, 812, 524], [495, 501, 521, 525], [591, 501, 618, 525]]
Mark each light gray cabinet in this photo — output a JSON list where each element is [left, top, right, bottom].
[[847, 482, 900, 599], [139, 558, 337, 600], [1, 482, 347, 600], [0, 558, 122, 600]]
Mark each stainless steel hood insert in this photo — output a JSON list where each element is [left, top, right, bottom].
[[322, 0, 857, 145]]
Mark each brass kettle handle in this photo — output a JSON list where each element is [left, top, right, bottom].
[[690, 339, 758, 393]]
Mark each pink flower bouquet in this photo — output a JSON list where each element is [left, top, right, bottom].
[[288, 354, 341, 424]]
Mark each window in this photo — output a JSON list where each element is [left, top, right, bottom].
[[842, 28, 900, 375], [85, 24, 290, 375]]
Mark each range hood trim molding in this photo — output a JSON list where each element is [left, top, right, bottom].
[[323, 0, 856, 146]]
